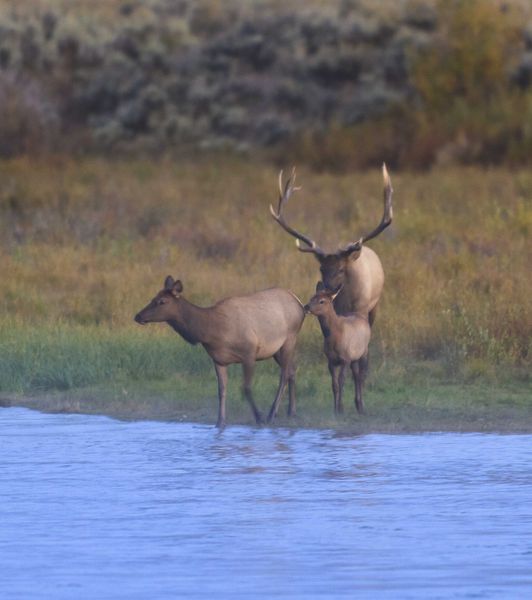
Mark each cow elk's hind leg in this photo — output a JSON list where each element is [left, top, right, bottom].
[[282, 338, 298, 417], [351, 360, 364, 414], [242, 361, 263, 425], [287, 367, 297, 417], [267, 352, 288, 423], [268, 340, 298, 422], [214, 362, 228, 428]]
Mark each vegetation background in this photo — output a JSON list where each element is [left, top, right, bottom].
[[0, 0, 530, 428]]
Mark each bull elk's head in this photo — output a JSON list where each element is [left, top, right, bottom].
[[270, 165, 393, 292], [134, 276, 183, 324]]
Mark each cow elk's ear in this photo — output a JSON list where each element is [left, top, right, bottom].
[[164, 276, 175, 290], [316, 281, 325, 293], [173, 280, 183, 294]]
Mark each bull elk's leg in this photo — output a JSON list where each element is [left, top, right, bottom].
[[368, 306, 378, 328], [242, 361, 263, 425], [214, 362, 228, 428], [351, 361, 364, 414], [359, 352, 369, 386]]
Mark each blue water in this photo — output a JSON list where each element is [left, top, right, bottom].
[[1, 408, 531, 599]]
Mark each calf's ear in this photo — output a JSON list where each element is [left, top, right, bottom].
[[316, 281, 325, 293]]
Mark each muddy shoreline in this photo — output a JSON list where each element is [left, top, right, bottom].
[[2, 393, 531, 434]]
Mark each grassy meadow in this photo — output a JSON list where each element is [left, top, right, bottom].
[[0, 156, 530, 429]]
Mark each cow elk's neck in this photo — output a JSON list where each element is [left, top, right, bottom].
[[166, 298, 215, 346]]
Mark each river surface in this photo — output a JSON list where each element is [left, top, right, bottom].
[[1, 407, 531, 599]]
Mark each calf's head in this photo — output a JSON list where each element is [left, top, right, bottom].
[[304, 282, 341, 317]]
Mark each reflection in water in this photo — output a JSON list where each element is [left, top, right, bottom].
[[1, 408, 532, 599]]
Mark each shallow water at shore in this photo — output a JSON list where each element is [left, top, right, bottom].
[[1, 407, 532, 599]]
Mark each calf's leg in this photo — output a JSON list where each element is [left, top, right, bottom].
[[338, 364, 346, 414], [329, 363, 341, 414], [351, 360, 364, 414]]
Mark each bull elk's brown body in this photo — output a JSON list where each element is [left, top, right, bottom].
[[134, 277, 305, 428], [304, 283, 371, 414], [270, 164, 393, 381]]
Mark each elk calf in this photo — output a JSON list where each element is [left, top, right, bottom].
[[134, 277, 305, 428], [304, 282, 371, 415]]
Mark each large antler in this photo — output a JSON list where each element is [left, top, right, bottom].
[[338, 163, 394, 254], [270, 167, 325, 255]]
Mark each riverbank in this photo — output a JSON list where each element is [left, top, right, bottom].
[[1, 159, 530, 431], [2, 375, 530, 433]]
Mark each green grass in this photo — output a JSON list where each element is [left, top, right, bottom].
[[0, 157, 530, 430], [0, 321, 529, 432]]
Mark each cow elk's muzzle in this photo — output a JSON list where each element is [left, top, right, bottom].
[[134, 313, 147, 325]]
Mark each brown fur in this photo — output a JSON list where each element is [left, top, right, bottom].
[[272, 164, 392, 383], [304, 282, 371, 414], [134, 276, 305, 427]]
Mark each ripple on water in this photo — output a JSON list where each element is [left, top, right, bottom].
[[1, 407, 532, 600]]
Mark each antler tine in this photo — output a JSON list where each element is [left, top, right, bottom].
[[270, 168, 324, 255], [339, 163, 393, 254], [359, 162, 393, 245]]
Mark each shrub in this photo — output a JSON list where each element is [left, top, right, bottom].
[[0, 71, 59, 157]]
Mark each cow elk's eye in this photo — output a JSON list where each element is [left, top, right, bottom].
[[157, 298, 168, 306]]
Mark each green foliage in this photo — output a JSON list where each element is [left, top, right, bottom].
[[0, 0, 530, 167], [414, 0, 521, 107], [0, 157, 530, 398]]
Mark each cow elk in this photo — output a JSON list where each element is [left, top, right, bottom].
[[304, 282, 371, 414], [270, 163, 393, 382], [134, 277, 305, 428]]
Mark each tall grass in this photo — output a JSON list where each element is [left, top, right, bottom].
[[0, 157, 530, 394]]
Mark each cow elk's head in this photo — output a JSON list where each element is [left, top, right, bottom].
[[270, 165, 393, 292], [134, 276, 183, 324]]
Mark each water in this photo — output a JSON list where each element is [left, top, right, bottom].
[[1, 408, 531, 599]]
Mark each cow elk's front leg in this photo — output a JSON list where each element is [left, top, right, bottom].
[[214, 362, 228, 428]]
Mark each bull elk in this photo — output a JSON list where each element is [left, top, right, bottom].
[[134, 277, 305, 428], [270, 164, 393, 380], [304, 282, 371, 414]]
